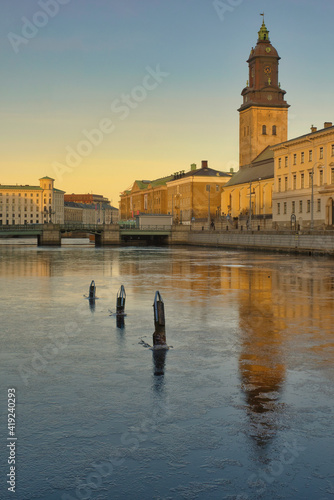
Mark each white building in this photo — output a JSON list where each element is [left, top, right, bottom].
[[0, 177, 65, 226]]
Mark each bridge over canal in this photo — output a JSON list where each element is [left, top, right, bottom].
[[0, 223, 172, 246]]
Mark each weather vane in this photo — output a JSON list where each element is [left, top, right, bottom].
[[260, 12, 265, 21]]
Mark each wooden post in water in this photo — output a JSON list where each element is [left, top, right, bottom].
[[153, 291, 166, 346], [116, 285, 126, 315]]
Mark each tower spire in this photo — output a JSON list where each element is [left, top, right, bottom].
[[258, 13, 270, 41]]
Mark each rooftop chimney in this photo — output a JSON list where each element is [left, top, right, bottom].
[[191, 163, 197, 171], [324, 122, 333, 129], [201, 160, 208, 169], [311, 125, 317, 133]]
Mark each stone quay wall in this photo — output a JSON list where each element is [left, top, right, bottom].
[[168, 226, 334, 255]]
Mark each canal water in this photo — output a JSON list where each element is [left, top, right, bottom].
[[1, 242, 334, 499]]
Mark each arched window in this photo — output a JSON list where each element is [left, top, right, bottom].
[[262, 125, 267, 135], [272, 125, 277, 135]]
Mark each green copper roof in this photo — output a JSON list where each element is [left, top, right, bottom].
[[39, 176, 55, 181], [258, 20, 270, 41], [0, 185, 43, 190]]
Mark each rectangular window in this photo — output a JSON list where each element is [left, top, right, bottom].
[[216, 185, 219, 192], [309, 150, 313, 162], [331, 168, 334, 184], [278, 158, 282, 168], [278, 178, 281, 192], [277, 203, 280, 215], [284, 177, 288, 190], [301, 152, 304, 163], [285, 156, 288, 167], [332, 144, 334, 156], [283, 202, 287, 214], [292, 201, 295, 214], [317, 199, 321, 212], [293, 174, 297, 190], [319, 170, 323, 185], [320, 147, 324, 159], [293, 154, 297, 165], [299, 200, 303, 213], [307, 200, 310, 213], [301, 173, 304, 189]]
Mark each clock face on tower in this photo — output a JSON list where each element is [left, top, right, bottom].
[[264, 65, 271, 75], [266, 47, 271, 53]]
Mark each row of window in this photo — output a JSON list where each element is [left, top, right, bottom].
[[277, 167, 334, 191], [277, 199, 321, 215], [0, 200, 52, 206], [278, 144, 334, 168]]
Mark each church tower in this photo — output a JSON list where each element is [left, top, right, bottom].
[[238, 18, 289, 167]]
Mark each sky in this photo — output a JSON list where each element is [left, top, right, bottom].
[[1, 0, 334, 206]]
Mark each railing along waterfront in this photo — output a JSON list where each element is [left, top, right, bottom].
[[119, 225, 172, 231]]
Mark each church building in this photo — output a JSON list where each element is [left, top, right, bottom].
[[221, 18, 289, 228]]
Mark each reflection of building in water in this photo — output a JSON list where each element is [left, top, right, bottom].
[[238, 268, 286, 446], [0, 248, 53, 277]]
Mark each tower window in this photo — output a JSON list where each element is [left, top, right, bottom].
[[272, 125, 277, 135], [262, 125, 267, 135]]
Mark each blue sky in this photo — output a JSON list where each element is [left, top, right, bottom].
[[1, 0, 333, 205]]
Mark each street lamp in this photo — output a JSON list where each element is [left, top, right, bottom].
[[248, 178, 261, 230], [206, 184, 211, 225], [310, 162, 322, 230]]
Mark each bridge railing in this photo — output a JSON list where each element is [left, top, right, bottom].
[[60, 223, 104, 231], [0, 224, 44, 231], [119, 225, 172, 231]]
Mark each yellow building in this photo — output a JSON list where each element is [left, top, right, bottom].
[[166, 161, 232, 223], [0, 176, 64, 226], [221, 20, 287, 229], [119, 161, 232, 223], [119, 175, 173, 220], [272, 123, 334, 229], [221, 148, 274, 228]]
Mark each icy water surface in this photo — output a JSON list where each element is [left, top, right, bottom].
[[1, 243, 334, 500]]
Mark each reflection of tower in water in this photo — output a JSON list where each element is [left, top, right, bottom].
[[238, 268, 286, 447]]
